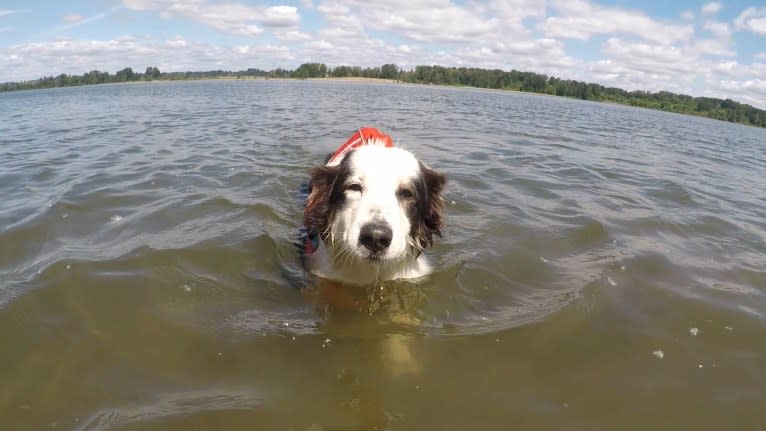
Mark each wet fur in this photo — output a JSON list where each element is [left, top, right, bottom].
[[303, 147, 446, 284]]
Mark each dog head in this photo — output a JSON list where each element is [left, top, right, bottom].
[[305, 145, 446, 264]]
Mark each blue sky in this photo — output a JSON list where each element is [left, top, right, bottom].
[[2, 0, 765, 107]]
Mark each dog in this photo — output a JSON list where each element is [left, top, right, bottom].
[[301, 128, 446, 285]]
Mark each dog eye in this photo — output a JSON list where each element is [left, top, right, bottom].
[[345, 183, 362, 192], [398, 188, 414, 199]]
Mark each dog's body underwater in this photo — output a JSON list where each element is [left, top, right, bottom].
[[301, 128, 446, 285]]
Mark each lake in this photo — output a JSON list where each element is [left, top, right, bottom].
[[1, 79, 765, 430]]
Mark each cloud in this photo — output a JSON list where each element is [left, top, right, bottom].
[[0, 37, 294, 81], [694, 38, 735, 57], [165, 36, 187, 47], [0, 9, 21, 17], [273, 29, 311, 41], [602, 38, 698, 75], [734, 7, 766, 35], [235, 43, 294, 61], [259, 6, 300, 27], [53, 9, 118, 32], [122, 1, 301, 37], [701, 2, 722, 15], [709, 79, 766, 107], [540, 0, 694, 44], [703, 20, 731, 39], [63, 14, 83, 23], [337, 1, 498, 44]]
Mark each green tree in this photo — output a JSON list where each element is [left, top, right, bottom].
[[292, 63, 327, 78], [145, 66, 161, 80], [380, 64, 399, 80]]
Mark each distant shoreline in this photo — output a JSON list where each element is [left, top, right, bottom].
[[1, 76, 760, 128], [2, 64, 764, 128]]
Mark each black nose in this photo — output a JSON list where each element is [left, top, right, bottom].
[[359, 223, 393, 253]]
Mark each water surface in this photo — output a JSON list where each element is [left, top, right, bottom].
[[1, 80, 765, 430]]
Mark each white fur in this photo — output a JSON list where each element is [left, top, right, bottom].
[[306, 145, 432, 285]]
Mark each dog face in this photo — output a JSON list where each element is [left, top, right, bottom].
[[305, 145, 446, 264]]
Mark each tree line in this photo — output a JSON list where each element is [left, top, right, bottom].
[[1, 63, 764, 128]]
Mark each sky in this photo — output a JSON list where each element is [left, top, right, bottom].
[[1, 0, 766, 108]]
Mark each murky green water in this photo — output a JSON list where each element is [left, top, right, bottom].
[[1, 80, 765, 430]]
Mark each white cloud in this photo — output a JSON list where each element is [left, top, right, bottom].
[[602, 38, 698, 75], [122, 1, 302, 37], [540, 0, 694, 44], [709, 79, 766, 107], [694, 38, 735, 57], [273, 29, 311, 41], [235, 43, 294, 61], [680, 10, 695, 21], [0, 9, 20, 17], [0, 37, 294, 81], [165, 36, 187, 47], [701, 2, 722, 15], [734, 7, 766, 35], [703, 20, 731, 39], [53, 8, 118, 32], [258, 6, 300, 28], [347, 1, 497, 44], [63, 14, 83, 23], [711, 61, 766, 79]]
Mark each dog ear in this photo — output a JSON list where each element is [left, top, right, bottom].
[[420, 164, 447, 244], [304, 165, 341, 234]]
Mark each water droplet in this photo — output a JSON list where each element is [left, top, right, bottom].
[[284, 322, 290, 326], [110, 215, 123, 224], [689, 327, 699, 336], [652, 350, 664, 359], [450, 200, 456, 205], [66, 265, 71, 270], [607, 277, 617, 287], [217, 352, 223, 357], [620, 265, 626, 272], [61, 213, 68, 219], [540, 257, 549, 263], [698, 364, 703, 368], [182, 284, 191, 292]]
